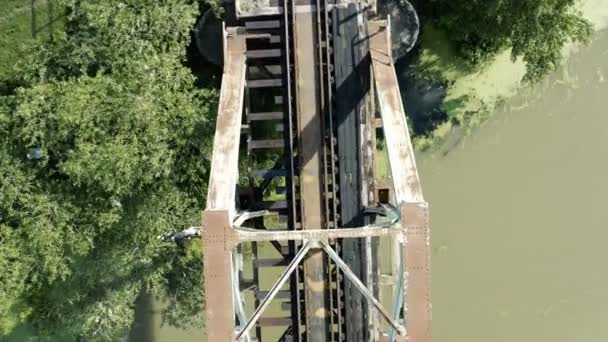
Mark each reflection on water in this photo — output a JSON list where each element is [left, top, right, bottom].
[[129, 294, 206, 342], [420, 29, 608, 342], [129, 294, 155, 342]]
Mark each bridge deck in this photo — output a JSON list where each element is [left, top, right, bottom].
[[292, 0, 330, 338]]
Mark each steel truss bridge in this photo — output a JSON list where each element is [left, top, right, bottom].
[[201, 0, 431, 340]]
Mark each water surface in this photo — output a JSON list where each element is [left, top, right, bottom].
[[421, 28, 608, 342]]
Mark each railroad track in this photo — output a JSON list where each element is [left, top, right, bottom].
[[239, 3, 302, 340], [237, 0, 375, 340]]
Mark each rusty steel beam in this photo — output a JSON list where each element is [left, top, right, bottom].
[[368, 19, 423, 204], [206, 26, 247, 217], [202, 25, 247, 342], [369, 19, 432, 342], [237, 241, 314, 341], [202, 210, 237, 341], [399, 202, 431, 342]]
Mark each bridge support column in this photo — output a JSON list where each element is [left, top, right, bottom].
[[400, 202, 431, 342], [202, 209, 236, 341]]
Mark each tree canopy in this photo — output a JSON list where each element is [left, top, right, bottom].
[[0, 0, 216, 339], [430, 0, 593, 82]]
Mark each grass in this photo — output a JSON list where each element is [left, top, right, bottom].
[[375, 138, 390, 179], [0, 0, 65, 78]]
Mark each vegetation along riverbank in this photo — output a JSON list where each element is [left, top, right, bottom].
[[399, 0, 605, 153]]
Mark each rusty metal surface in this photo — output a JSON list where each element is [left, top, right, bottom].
[[202, 210, 237, 341], [368, 20, 424, 203], [203, 27, 247, 342], [206, 28, 247, 215], [368, 19, 431, 342], [401, 202, 431, 342]]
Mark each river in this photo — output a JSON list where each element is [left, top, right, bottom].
[[421, 27, 608, 342]]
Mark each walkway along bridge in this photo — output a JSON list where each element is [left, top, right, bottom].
[[201, 0, 431, 340]]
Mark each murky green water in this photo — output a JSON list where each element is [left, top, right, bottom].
[[128, 295, 206, 342], [421, 28, 608, 342]]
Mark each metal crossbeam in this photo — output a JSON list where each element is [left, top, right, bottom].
[[234, 204, 400, 242], [236, 224, 400, 242]]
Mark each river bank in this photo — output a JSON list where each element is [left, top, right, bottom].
[[400, 0, 608, 153]]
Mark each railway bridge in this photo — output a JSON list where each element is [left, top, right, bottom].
[[201, 0, 431, 340]]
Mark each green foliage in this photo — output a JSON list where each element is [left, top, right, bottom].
[[0, 0, 65, 78], [1, 0, 216, 339], [432, 0, 593, 82], [200, 0, 225, 17]]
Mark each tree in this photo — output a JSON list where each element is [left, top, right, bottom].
[[431, 0, 593, 82], [0, 0, 216, 339]]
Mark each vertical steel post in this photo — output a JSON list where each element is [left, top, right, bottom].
[[400, 202, 431, 342], [202, 210, 236, 341]]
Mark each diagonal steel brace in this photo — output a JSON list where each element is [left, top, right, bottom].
[[236, 241, 314, 341], [318, 240, 406, 337]]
